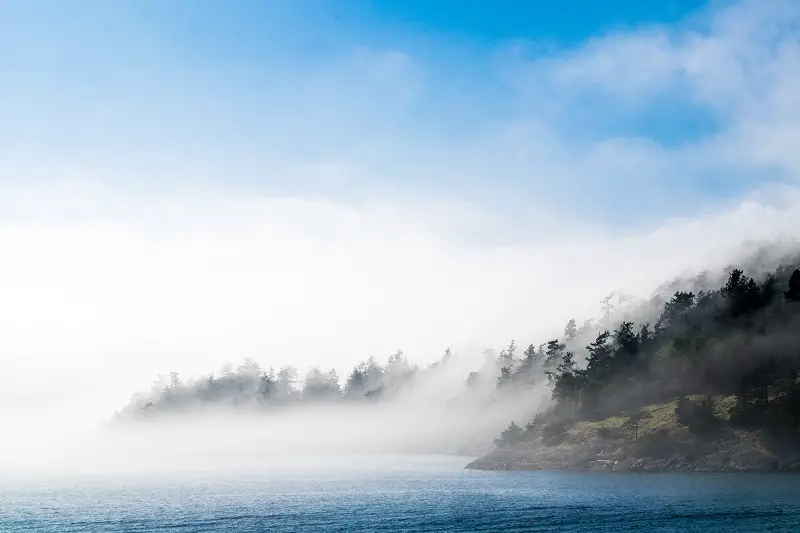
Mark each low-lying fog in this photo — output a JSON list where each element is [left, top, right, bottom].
[[3, 187, 800, 478]]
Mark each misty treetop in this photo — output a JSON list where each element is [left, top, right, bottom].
[[116, 350, 422, 420], [492, 262, 800, 449], [119, 257, 800, 451]]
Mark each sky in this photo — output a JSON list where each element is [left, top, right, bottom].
[[1, 0, 800, 429]]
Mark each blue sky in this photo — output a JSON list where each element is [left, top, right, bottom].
[[3, 0, 782, 226]]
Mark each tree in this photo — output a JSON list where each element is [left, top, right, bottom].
[[277, 366, 299, 384], [496, 366, 513, 389], [675, 395, 717, 433], [498, 340, 517, 368], [465, 371, 481, 388], [385, 350, 413, 383], [494, 421, 524, 448], [556, 351, 576, 375], [544, 340, 566, 369], [440, 348, 453, 363], [522, 343, 539, 365], [525, 413, 545, 436], [577, 319, 594, 336], [656, 291, 695, 333], [514, 344, 540, 382], [637, 323, 651, 347], [537, 343, 546, 362], [344, 356, 386, 399], [552, 351, 582, 406], [585, 331, 613, 382], [623, 411, 647, 442], [506, 339, 517, 360], [387, 350, 410, 372], [301, 366, 340, 402], [258, 369, 276, 402], [564, 319, 578, 341], [760, 274, 778, 307], [613, 321, 639, 366], [344, 366, 367, 399], [785, 269, 800, 302], [721, 269, 760, 316]]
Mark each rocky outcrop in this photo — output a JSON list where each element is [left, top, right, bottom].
[[465, 423, 800, 472]]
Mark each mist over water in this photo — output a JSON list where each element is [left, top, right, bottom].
[[1, 248, 790, 483], [7, 352, 551, 476]]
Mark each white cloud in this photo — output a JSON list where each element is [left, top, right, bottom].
[[521, 0, 800, 175], [1, 185, 799, 421]]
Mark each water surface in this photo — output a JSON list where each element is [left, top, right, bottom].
[[2, 455, 799, 532]]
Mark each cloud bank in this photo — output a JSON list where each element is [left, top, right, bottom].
[[0, 0, 799, 469]]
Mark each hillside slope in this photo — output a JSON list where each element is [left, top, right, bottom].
[[467, 396, 800, 471]]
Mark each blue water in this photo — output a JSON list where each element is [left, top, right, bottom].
[[3, 455, 800, 532]]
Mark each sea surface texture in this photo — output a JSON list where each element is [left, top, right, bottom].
[[3, 455, 800, 532]]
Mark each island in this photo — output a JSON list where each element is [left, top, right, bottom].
[[114, 256, 800, 472], [469, 263, 800, 472]]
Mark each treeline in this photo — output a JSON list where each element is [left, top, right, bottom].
[[494, 263, 800, 447], [116, 351, 428, 419], [119, 255, 800, 452]]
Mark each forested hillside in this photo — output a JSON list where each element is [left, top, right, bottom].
[[117, 254, 800, 469], [476, 260, 800, 471]]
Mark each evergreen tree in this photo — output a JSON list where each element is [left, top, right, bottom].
[[637, 323, 651, 347], [496, 366, 513, 389], [544, 340, 566, 368], [344, 366, 367, 398], [258, 369, 276, 402], [494, 421, 524, 448], [722, 269, 760, 316], [613, 321, 639, 366], [564, 319, 578, 341], [522, 343, 538, 365], [656, 291, 695, 333], [514, 343, 540, 380], [785, 269, 800, 302], [556, 351, 576, 375], [301, 366, 340, 401], [585, 331, 613, 383], [497, 340, 517, 368]]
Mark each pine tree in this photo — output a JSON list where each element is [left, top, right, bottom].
[[785, 269, 800, 302], [494, 421, 524, 448], [585, 331, 613, 382], [496, 366, 513, 389], [544, 340, 566, 368], [722, 269, 760, 316], [613, 321, 639, 367], [564, 319, 578, 341]]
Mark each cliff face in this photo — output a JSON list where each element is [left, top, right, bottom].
[[466, 397, 800, 472]]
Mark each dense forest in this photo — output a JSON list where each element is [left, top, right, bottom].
[[491, 260, 800, 464], [116, 350, 422, 418], [117, 253, 800, 465]]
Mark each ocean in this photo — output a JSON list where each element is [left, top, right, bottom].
[[2, 455, 799, 532]]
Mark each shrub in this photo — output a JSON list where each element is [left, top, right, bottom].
[[675, 395, 717, 434], [494, 421, 525, 448], [542, 418, 573, 446]]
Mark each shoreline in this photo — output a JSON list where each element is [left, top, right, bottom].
[[464, 444, 800, 473]]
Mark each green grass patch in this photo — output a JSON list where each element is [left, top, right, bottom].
[[569, 395, 739, 440]]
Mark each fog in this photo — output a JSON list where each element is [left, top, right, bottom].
[[2, 0, 800, 476], [2, 187, 800, 476], [4, 343, 551, 476]]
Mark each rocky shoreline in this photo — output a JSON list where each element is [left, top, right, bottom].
[[465, 448, 800, 472], [465, 412, 800, 473]]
